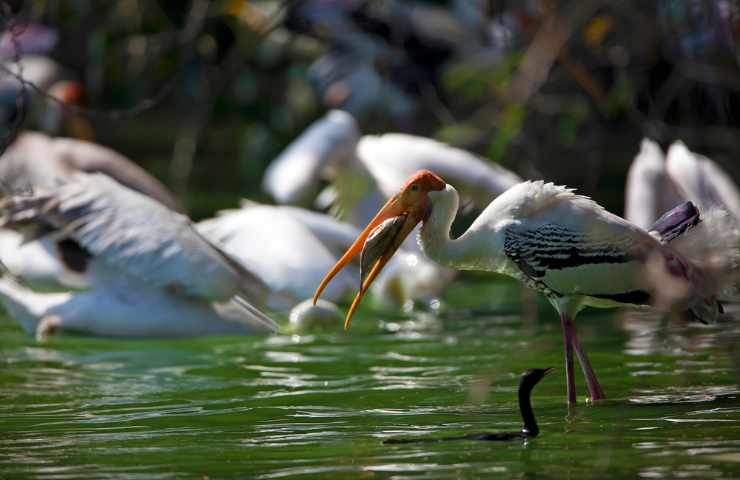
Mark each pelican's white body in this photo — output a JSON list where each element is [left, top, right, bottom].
[[0, 173, 276, 338], [357, 134, 522, 207], [262, 110, 360, 205], [198, 204, 359, 310], [625, 139, 684, 230], [0, 276, 268, 338], [263, 111, 522, 223]]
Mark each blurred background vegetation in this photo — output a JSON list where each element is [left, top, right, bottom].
[[2, 0, 740, 217]]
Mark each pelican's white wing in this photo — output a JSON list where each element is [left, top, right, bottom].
[[2, 173, 268, 302], [357, 134, 522, 206], [0, 229, 87, 289], [624, 138, 683, 229], [0, 132, 181, 211], [666, 141, 740, 220], [199, 205, 358, 308], [262, 110, 359, 205], [268, 204, 361, 253]]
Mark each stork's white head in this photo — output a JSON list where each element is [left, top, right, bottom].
[[313, 169, 446, 329]]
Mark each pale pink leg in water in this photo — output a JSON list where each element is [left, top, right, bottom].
[[561, 313, 605, 402], [560, 312, 577, 404], [572, 329, 605, 401]]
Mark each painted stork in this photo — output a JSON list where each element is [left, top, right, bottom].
[[0, 172, 275, 339], [0, 54, 93, 140], [314, 170, 723, 404]]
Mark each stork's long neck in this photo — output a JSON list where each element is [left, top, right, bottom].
[[419, 184, 507, 271]]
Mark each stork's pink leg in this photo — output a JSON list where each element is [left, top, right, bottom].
[[570, 327, 605, 401], [559, 312, 577, 404]]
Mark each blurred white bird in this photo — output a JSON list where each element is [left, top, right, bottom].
[[0, 55, 93, 140], [197, 202, 359, 311], [0, 132, 181, 290], [625, 138, 740, 228], [665, 141, 740, 222], [262, 110, 523, 225], [0, 173, 275, 339], [262, 110, 360, 206], [624, 139, 685, 231]]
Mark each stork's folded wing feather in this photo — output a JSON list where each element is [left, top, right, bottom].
[[504, 205, 659, 303], [1, 173, 269, 303]]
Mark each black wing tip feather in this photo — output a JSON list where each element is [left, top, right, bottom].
[[649, 201, 701, 244]]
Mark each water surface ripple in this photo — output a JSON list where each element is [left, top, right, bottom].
[[2, 282, 740, 478]]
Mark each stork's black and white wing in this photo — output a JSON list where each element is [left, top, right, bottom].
[[501, 190, 661, 306], [1, 173, 269, 303]]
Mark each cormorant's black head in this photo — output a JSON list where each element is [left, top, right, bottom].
[[519, 367, 553, 391]]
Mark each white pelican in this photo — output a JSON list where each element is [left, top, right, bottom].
[[624, 139, 684, 231], [0, 172, 275, 339], [262, 110, 360, 206], [197, 202, 359, 311], [314, 170, 724, 404], [625, 139, 740, 228], [666, 141, 740, 222], [262, 110, 522, 225], [0, 132, 180, 209], [0, 132, 181, 290]]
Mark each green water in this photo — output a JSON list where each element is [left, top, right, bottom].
[[2, 279, 740, 479]]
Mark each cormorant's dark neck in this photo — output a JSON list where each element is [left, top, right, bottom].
[[518, 384, 538, 437]]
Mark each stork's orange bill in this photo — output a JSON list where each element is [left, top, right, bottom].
[[312, 169, 446, 329], [360, 215, 408, 285]]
